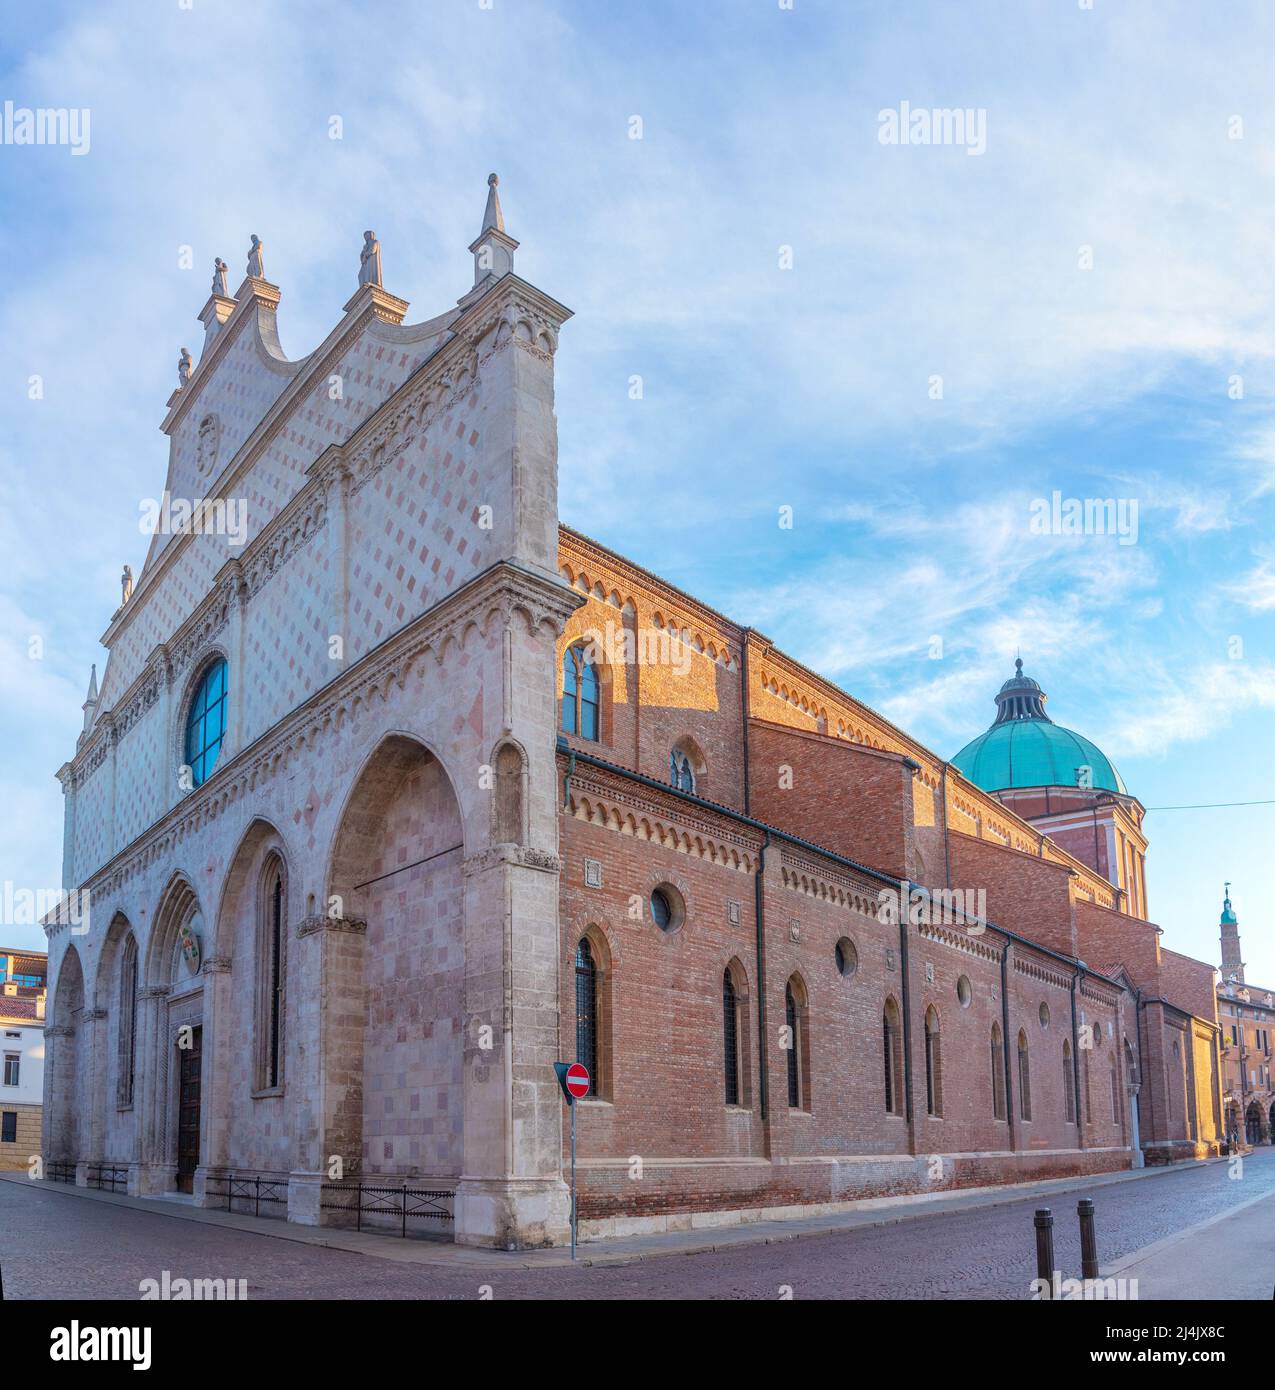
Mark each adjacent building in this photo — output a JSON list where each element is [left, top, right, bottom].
[[1216, 888, 1275, 1146], [41, 179, 1224, 1248], [0, 948, 48, 1171]]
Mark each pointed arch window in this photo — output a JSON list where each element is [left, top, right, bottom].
[[575, 938, 598, 1080], [884, 999, 904, 1115], [562, 644, 600, 741], [117, 935, 138, 1106], [256, 857, 286, 1091], [1063, 1040, 1076, 1124], [784, 977, 809, 1111], [670, 748, 695, 793], [185, 657, 228, 787], [924, 1006, 942, 1117], [723, 969, 740, 1105], [1017, 1030, 1032, 1121], [991, 1023, 1007, 1120], [785, 983, 800, 1108]]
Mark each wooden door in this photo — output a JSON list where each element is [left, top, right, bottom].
[[176, 1027, 202, 1194]]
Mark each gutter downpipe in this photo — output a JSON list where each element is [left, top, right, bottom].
[[741, 630, 752, 817], [562, 746, 576, 809], [1070, 968, 1085, 1149], [940, 762, 953, 891], [755, 831, 770, 1126], [1002, 940, 1016, 1153], [899, 878, 914, 1133]]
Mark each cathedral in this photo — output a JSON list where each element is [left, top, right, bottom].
[[42, 177, 1224, 1249]]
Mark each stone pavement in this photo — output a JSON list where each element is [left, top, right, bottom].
[[0, 1154, 1232, 1270], [1101, 1178, 1275, 1300], [6, 1150, 1275, 1299]]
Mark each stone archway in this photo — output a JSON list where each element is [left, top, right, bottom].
[[1245, 1101, 1263, 1147], [44, 945, 86, 1167], [325, 734, 467, 1185], [137, 875, 206, 1195]]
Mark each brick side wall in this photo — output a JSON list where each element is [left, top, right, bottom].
[[747, 720, 912, 880], [946, 834, 1078, 958]]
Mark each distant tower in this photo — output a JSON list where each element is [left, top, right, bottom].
[[1219, 882, 1244, 985]]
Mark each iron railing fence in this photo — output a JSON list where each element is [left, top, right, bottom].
[[85, 1163, 129, 1192], [204, 1172, 288, 1218], [319, 1180, 454, 1238]]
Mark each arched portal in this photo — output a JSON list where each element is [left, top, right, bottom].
[[141, 875, 207, 1194], [46, 945, 86, 1164], [1245, 1101, 1263, 1147], [93, 914, 140, 1164], [327, 734, 466, 1180], [210, 818, 295, 1178]]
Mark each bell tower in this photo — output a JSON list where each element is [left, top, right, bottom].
[[1220, 883, 1244, 985]]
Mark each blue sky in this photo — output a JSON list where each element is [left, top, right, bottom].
[[1, 0, 1272, 982]]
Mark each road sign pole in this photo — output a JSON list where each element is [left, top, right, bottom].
[[553, 1060, 589, 1260], [570, 1095, 577, 1261]]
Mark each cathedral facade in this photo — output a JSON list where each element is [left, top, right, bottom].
[[42, 180, 1224, 1249]]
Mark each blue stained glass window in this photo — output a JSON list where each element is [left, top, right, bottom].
[[185, 658, 228, 788]]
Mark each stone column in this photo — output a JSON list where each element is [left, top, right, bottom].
[[454, 846, 570, 1248], [84, 1007, 110, 1165], [1128, 1084, 1144, 1167], [134, 986, 171, 1194], [451, 572, 580, 1250], [41, 1024, 75, 1167], [194, 955, 232, 1206], [288, 914, 366, 1225]]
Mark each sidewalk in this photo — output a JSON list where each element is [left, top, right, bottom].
[[1101, 1181, 1275, 1299], [1, 1156, 1227, 1270]]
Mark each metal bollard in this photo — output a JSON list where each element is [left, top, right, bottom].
[[1034, 1208, 1055, 1296], [1078, 1198, 1099, 1280]]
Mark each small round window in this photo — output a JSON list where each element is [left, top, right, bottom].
[[835, 939, 858, 978], [1039, 1002, 1050, 1029], [185, 657, 228, 788], [957, 975, 972, 1008], [650, 884, 685, 933]]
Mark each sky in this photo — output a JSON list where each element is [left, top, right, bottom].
[[0, 0, 1272, 982]]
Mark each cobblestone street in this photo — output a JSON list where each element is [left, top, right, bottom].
[[4, 1149, 1274, 1301]]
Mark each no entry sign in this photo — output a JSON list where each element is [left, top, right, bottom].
[[554, 1060, 591, 1260]]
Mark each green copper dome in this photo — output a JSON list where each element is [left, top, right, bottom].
[[1220, 886, 1238, 927], [951, 660, 1126, 795]]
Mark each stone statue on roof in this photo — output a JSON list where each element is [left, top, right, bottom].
[[358, 230, 382, 288]]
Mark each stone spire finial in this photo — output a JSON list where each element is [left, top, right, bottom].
[[82, 663, 98, 733], [463, 171, 520, 300], [481, 172, 505, 235]]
